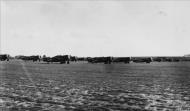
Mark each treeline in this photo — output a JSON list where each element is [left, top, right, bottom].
[[0, 54, 10, 61], [1, 54, 190, 64]]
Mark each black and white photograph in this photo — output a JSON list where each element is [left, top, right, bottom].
[[1, 0, 190, 110]]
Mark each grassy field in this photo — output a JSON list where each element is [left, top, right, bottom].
[[1, 60, 190, 111]]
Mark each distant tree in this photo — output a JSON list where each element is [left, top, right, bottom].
[[43, 55, 46, 58]]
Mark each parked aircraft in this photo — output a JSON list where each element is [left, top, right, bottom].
[[87, 57, 113, 64], [112, 57, 131, 63], [132, 57, 152, 63], [42, 55, 70, 64], [16, 55, 40, 62]]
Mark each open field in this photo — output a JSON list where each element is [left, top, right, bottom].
[[1, 60, 190, 111]]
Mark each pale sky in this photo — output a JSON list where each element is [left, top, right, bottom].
[[1, 0, 190, 57]]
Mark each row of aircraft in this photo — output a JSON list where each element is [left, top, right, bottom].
[[15, 55, 76, 64], [1, 54, 190, 64]]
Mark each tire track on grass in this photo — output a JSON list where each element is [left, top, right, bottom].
[[19, 61, 39, 93]]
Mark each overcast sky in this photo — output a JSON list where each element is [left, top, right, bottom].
[[1, 0, 190, 57]]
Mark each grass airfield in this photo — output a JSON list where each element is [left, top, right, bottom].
[[1, 60, 190, 111]]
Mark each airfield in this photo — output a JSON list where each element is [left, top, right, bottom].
[[1, 60, 190, 111]]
